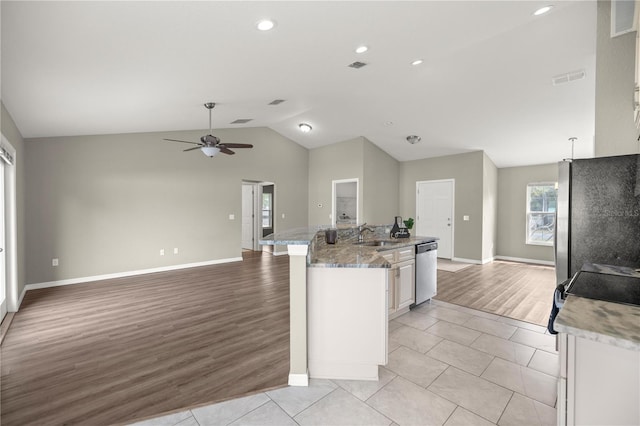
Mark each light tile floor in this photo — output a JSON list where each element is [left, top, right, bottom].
[[130, 300, 558, 426]]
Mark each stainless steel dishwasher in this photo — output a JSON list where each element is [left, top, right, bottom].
[[413, 241, 438, 307]]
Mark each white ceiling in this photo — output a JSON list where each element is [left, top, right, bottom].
[[1, 1, 597, 168]]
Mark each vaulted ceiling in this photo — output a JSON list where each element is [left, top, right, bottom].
[[1, 1, 597, 167]]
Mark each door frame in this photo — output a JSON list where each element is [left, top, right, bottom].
[[241, 180, 275, 251], [415, 178, 455, 259], [1, 134, 18, 314], [331, 178, 359, 227]]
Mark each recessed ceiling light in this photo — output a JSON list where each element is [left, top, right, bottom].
[[298, 123, 312, 133], [411, 59, 423, 66], [406, 135, 421, 144], [355, 45, 368, 54], [533, 5, 553, 16], [256, 19, 276, 31]]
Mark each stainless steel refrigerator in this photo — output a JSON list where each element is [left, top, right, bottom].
[[555, 154, 640, 284]]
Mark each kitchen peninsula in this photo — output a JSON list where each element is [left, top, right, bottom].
[[260, 226, 436, 385]]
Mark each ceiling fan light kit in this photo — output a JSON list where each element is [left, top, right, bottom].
[[163, 102, 254, 158], [201, 146, 221, 157]]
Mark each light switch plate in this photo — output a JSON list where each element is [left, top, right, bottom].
[[229, 214, 235, 220], [463, 215, 470, 221]]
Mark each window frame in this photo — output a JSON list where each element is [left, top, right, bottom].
[[525, 182, 557, 247]]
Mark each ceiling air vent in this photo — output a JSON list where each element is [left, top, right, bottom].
[[348, 61, 367, 69], [552, 70, 586, 86], [268, 99, 286, 105], [230, 119, 253, 124]]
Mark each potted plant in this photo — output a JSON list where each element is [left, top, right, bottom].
[[404, 217, 414, 230]]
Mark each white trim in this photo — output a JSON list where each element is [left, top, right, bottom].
[[331, 178, 359, 228], [287, 244, 309, 256], [495, 255, 555, 266], [25, 257, 243, 291], [17, 285, 26, 309], [272, 249, 289, 256], [288, 372, 309, 386], [451, 257, 482, 265], [1, 134, 18, 313]]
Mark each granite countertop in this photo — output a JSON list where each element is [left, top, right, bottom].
[[555, 265, 640, 351], [311, 235, 437, 268], [259, 226, 437, 268]]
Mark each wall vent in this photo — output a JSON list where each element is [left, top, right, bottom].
[[348, 61, 367, 69], [230, 119, 253, 124], [268, 99, 286, 105], [552, 70, 586, 86]]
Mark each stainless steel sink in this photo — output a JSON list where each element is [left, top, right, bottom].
[[353, 240, 396, 247]]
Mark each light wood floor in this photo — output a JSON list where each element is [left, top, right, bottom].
[[1, 251, 290, 426], [435, 260, 556, 326]]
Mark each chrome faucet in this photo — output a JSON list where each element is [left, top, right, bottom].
[[357, 223, 375, 242]]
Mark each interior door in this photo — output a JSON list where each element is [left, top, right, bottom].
[[416, 180, 454, 259], [241, 184, 254, 250], [0, 160, 6, 322]]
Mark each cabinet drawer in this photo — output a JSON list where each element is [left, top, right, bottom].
[[397, 247, 415, 262], [381, 252, 395, 263]]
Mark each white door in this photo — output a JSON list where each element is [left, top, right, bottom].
[[241, 184, 254, 250], [0, 161, 6, 322], [416, 180, 454, 259]]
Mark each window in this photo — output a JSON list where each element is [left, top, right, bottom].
[[526, 183, 557, 245], [262, 192, 272, 228]]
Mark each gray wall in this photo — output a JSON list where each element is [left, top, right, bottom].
[[399, 151, 484, 261], [307, 137, 364, 226], [363, 139, 399, 225], [482, 153, 498, 263], [25, 127, 308, 284], [595, 0, 638, 156], [1, 102, 27, 298], [496, 163, 558, 263]]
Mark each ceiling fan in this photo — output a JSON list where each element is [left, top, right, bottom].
[[164, 102, 253, 157]]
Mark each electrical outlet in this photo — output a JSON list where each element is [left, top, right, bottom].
[[52, 258, 59, 266], [160, 249, 165, 256], [173, 248, 178, 254], [463, 215, 470, 221], [282, 213, 285, 219], [229, 214, 235, 220]]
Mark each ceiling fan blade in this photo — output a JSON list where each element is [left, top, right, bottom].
[[219, 146, 236, 155], [164, 138, 200, 145], [183, 146, 202, 152], [221, 143, 253, 149]]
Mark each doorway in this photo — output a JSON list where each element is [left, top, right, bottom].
[[416, 179, 454, 259], [0, 135, 17, 320], [241, 181, 275, 251], [332, 178, 358, 227]]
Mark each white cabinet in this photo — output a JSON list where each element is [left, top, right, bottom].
[[558, 333, 640, 426], [385, 246, 416, 320], [307, 266, 388, 381], [396, 260, 415, 310]]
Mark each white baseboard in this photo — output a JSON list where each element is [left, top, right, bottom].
[[451, 257, 482, 265], [16, 286, 27, 311], [272, 250, 289, 256], [25, 257, 243, 291], [288, 372, 309, 386], [494, 255, 555, 266]]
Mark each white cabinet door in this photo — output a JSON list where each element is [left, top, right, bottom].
[[388, 268, 396, 316], [396, 260, 415, 310]]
